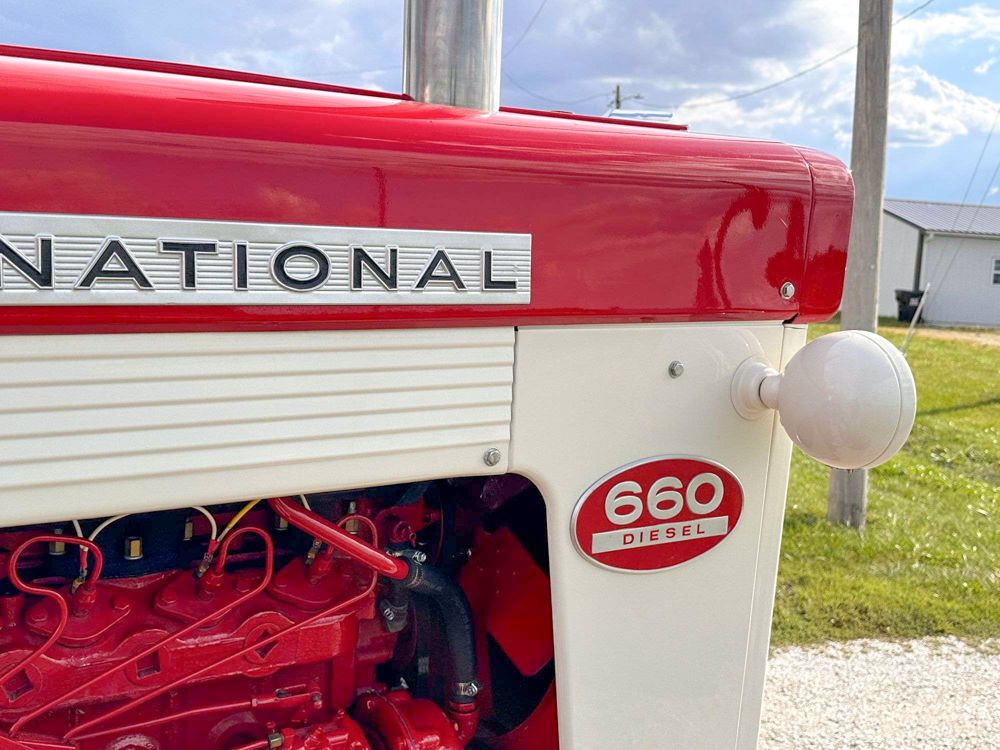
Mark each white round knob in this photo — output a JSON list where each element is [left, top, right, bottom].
[[732, 331, 916, 470]]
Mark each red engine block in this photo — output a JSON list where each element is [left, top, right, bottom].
[[0, 498, 469, 750]]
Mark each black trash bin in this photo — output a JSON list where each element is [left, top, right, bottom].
[[895, 289, 923, 323]]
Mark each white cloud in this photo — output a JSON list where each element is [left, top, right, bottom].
[[3, 0, 998, 163], [891, 3, 1000, 60], [658, 2, 1000, 152], [974, 56, 997, 74], [887, 65, 999, 147]]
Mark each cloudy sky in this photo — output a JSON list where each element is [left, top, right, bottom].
[[2, 0, 998, 203]]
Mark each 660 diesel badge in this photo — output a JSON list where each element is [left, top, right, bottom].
[[572, 456, 744, 572]]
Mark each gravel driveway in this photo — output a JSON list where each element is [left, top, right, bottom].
[[759, 637, 1000, 749]]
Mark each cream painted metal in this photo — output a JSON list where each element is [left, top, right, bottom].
[[2, 321, 807, 748], [732, 330, 916, 470], [0, 327, 513, 525], [510, 322, 804, 750]]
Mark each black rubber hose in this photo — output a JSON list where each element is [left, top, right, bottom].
[[378, 578, 410, 634], [399, 559, 479, 704]]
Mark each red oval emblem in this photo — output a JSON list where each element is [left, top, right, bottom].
[[572, 456, 743, 572]]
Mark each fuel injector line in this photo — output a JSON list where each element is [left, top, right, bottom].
[[268, 497, 409, 580]]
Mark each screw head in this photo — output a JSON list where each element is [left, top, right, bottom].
[[382, 607, 396, 621], [483, 448, 502, 467], [668, 361, 684, 378], [780, 281, 796, 300]]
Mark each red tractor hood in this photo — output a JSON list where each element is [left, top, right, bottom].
[[0, 45, 852, 334]]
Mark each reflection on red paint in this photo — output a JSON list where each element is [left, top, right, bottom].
[[0, 47, 852, 334]]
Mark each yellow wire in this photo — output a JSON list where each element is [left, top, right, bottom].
[[218, 499, 261, 541]]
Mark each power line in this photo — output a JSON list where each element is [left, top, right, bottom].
[[925, 104, 1000, 283], [950, 106, 1000, 220], [314, 0, 549, 79], [300, 0, 939, 110], [503, 0, 548, 58], [502, 71, 611, 106], [901, 103, 1000, 353], [637, 0, 938, 112]]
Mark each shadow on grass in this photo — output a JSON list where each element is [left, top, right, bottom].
[[918, 395, 1000, 417]]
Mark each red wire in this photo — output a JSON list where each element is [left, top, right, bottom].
[[10, 509, 386, 744], [71, 690, 312, 742], [212, 526, 269, 574], [227, 741, 269, 750], [336, 513, 379, 545], [0, 535, 104, 689], [268, 499, 403, 579], [9, 528, 275, 738], [0, 734, 39, 750], [63, 515, 381, 742], [64, 565, 378, 740]]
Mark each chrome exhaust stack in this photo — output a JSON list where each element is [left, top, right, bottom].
[[403, 0, 503, 112]]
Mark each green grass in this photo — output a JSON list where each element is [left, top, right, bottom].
[[771, 322, 1000, 646]]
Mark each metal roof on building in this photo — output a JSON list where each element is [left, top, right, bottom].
[[884, 198, 1000, 238]]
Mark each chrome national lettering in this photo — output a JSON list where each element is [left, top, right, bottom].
[[0, 213, 531, 306]]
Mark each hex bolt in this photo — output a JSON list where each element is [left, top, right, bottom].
[[382, 607, 396, 622], [48, 528, 66, 557], [483, 448, 502, 467], [668, 361, 685, 378], [780, 281, 796, 300]]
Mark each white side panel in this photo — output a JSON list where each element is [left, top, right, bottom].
[[735, 324, 806, 748], [510, 323, 791, 750], [0, 328, 513, 526]]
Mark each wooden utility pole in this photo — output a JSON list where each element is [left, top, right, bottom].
[[828, 0, 894, 529], [609, 84, 642, 111]]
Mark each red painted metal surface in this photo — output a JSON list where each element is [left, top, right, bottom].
[[0, 46, 852, 335], [0, 510, 459, 750], [0, 483, 545, 750], [460, 528, 553, 678], [0, 536, 104, 691], [354, 691, 463, 750], [268, 499, 410, 581], [218, 713, 371, 750], [459, 526, 558, 748]]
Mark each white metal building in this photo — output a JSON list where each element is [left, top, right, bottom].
[[880, 199, 1000, 328]]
